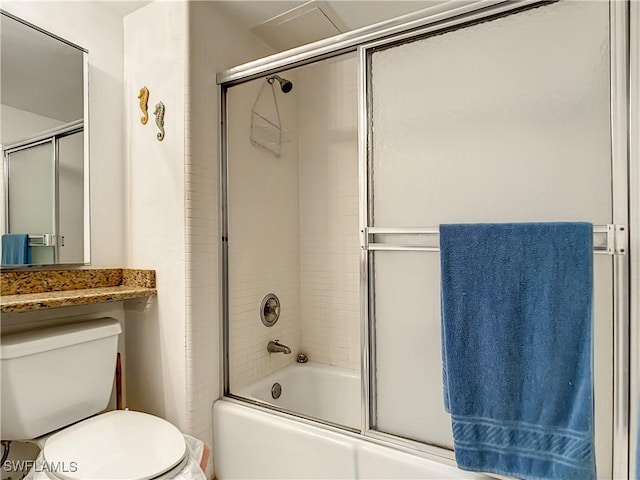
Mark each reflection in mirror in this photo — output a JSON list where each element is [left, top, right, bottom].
[[0, 11, 89, 267]]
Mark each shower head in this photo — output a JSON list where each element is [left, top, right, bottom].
[[267, 75, 293, 93]]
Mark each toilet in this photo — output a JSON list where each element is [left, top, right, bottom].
[[0, 318, 206, 480]]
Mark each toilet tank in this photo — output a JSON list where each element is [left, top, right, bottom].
[[1, 317, 122, 440]]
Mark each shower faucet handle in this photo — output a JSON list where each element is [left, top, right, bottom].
[[261, 294, 280, 327]]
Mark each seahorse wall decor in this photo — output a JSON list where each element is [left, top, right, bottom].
[[138, 86, 149, 125], [154, 101, 165, 141]]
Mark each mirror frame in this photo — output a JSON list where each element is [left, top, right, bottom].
[[0, 10, 90, 269]]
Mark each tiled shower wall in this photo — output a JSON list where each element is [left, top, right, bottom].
[[298, 55, 360, 370], [227, 54, 360, 391], [227, 75, 302, 392]]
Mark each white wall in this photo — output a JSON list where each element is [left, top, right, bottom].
[[297, 54, 360, 370], [123, 1, 188, 430], [0, 105, 65, 145], [0, 1, 125, 267]]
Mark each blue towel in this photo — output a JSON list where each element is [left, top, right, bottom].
[[439, 222, 595, 480], [1, 233, 30, 265]]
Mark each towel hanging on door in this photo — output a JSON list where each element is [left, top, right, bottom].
[[439, 222, 595, 480], [1, 233, 30, 265]]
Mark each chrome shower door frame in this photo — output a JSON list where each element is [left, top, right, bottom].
[[628, 1, 640, 479], [218, 0, 636, 477]]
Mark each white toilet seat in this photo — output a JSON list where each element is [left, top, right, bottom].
[[41, 410, 187, 480]]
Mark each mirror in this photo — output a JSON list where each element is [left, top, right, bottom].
[[0, 11, 89, 267]]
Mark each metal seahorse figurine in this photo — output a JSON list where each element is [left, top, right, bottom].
[[154, 101, 165, 141], [138, 86, 149, 125]]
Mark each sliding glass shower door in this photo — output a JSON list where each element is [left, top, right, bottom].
[[362, 2, 627, 479], [223, 53, 361, 430], [3, 126, 85, 266], [220, 0, 632, 477], [5, 140, 56, 264]]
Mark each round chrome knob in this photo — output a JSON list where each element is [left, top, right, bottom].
[[260, 293, 280, 327]]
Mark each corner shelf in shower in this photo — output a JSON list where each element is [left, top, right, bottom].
[[0, 268, 157, 313], [250, 78, 289, 158]]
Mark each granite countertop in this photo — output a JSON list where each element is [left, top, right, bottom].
[[0, 269, 157, 313]]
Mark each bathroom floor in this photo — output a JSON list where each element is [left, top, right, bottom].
[[2, 442, 39, 480]]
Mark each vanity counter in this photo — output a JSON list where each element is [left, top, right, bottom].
[[1, 285, 157, 313], [0, 269, 156, 313]]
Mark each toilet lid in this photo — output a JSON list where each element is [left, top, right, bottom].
[[43, 410, 186, 480]]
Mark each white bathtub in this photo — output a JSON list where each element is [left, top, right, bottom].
[[237, 362, 361, 429], [214, 363, 490, 479]]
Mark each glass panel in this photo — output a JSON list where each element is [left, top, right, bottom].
[[371, 251, 453, 448], [58, 131, 85, 264], [371, 1, 612, 226], [368, 2, 614, 476], [371, 252, 613, 458], [225, 53, 361, 429], [7, 141, 55, 264]]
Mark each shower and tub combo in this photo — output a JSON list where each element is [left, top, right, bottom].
[[238, 362, 360, 429], [215, 1, 636, 479]]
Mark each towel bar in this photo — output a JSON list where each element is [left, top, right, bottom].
[[364, 224, 627, 256], [27, 233, 56, 247]]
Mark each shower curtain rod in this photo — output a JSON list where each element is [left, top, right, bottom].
[[365, 224, 627, 256]]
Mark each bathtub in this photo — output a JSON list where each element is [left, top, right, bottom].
[[214, 363, 490, 479], [237, 361, 361, 429]]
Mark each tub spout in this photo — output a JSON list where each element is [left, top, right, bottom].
[[267, 340, 291, 354]]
